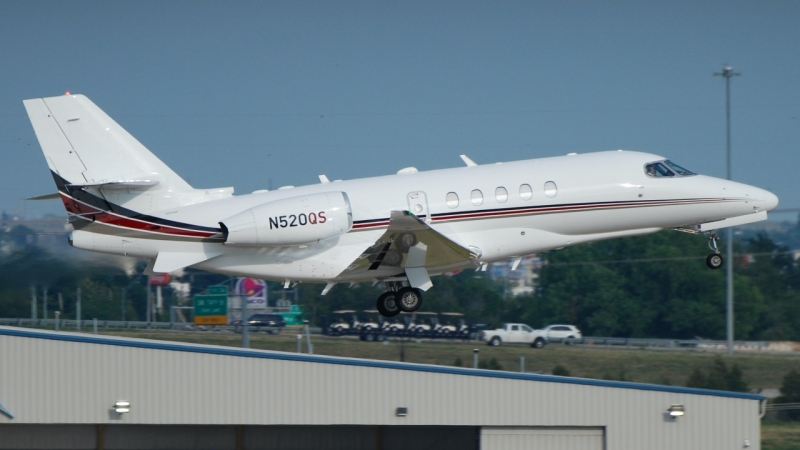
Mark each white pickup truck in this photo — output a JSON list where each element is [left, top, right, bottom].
[[480, 323, 548, 348]]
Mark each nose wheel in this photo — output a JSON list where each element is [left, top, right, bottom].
[[706, 233, 724, 270], [706, 253, 724, 269]]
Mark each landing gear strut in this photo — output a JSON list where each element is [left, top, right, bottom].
[[706, 233, 724, 270], [375, 282, 423, 317]]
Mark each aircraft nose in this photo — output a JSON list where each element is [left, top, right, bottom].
[[760, 189, 779, 212]]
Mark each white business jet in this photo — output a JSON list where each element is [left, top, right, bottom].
[[24, 94, 778, 317]]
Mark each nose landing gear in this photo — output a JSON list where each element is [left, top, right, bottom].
[[706, 233, 724, 270]]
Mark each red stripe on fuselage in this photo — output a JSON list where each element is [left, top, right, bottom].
[[61, 193, 217, 238], [350, 198, 728, 230]]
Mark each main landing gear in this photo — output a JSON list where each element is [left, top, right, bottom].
[[376, 282, 423, 318], [706, 233, 724, 270]]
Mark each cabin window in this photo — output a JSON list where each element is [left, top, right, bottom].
[[495, 187, 508, 203], [544, 181, 557, 198], [471, 189, 483, 206], [519, 184, 532, 200], [446, 192, 459, 209]]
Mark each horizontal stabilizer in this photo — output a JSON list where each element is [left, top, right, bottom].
[[68, 179, 160, 188], [26, 193, 61, 200], [151, 252, 221, 274]]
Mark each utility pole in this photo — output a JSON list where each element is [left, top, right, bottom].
[[714, 64, 740, 356], [76, 287, 81, 331], [30, 285, 37, 320]]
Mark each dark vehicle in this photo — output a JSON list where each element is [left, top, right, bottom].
[[231, 314, 286, 334]]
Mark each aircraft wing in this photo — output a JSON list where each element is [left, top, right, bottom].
[[338, 211, 479, 286]]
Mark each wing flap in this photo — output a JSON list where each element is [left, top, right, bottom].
[[151, 252, 221, 274], [338, 210, 477, 280]]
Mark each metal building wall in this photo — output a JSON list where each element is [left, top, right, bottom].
[[0, 329, 763, 450]]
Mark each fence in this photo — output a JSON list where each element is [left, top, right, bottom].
[[0, 318, 779, 353]]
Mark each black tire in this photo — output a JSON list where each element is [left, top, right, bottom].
[[706, 253, 723, 269], [377, 334, 386, 342], [394, 233, 419, 252], [532, 338, 545, 349], [269, 329, 279, 335], [396, 287, 422, 313], [489, 336, 501, 346], [376, 292, 402, 317], [565, 335, 575, 345], [382, 250, 403, 266], [365, 333, 375, 342]]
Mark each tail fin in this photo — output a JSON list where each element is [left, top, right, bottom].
[[24, 94, 232, 213]]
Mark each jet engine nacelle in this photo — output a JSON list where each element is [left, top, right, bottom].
[[220, 191, 352, 246]]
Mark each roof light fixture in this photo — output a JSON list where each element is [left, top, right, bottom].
[[114, 401, 131, 414], [667, 404, 685, 417]]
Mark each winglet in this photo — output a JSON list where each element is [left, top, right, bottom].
[[459, 155, 477, 167]]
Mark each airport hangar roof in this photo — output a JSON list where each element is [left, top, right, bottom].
[[0, 326, 763, 401]]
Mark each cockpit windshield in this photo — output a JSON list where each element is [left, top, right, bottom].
[[644, 162, 675, 177], [663, 160, 696, 176], [644, 160, 696, 178]]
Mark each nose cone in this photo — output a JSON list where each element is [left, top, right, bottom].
[[760, 189, 779, 212]]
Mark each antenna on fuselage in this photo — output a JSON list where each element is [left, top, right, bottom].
[[459, 155, 477, 167]]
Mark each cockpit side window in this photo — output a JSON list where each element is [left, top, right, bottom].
[[664, 160, 696, 176], [644, 162, 675, 178]]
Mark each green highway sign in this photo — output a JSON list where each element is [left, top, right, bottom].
[[209, 285, 228, 295], [194, 285, 228, 325]]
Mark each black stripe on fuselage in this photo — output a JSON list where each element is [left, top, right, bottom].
[[51, 171, 221, 233]]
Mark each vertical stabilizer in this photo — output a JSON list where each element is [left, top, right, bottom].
[[24, 94, 232, 213]]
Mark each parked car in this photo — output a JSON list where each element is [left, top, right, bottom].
[[542, 324, 582, 343], [479, 323, 548, 348], [231, 314, 286, 334]]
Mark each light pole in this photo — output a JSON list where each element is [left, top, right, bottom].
[[714, 64, 740, 355]]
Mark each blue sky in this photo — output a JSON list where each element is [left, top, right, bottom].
[[1, 1, 798, 220]]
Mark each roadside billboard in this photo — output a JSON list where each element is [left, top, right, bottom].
[[235, 278, 268, 309]]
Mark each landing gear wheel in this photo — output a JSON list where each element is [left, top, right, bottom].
[[706, 253, 724, 270], [376, 292, 401, 317], [396, 287, 422, 313], [395, 233, 419, 252], [382, 250, 403, 267]]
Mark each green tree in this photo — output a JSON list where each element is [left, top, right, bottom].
[[685, 368, 706, 389], [552, 365, 571, 376], [776, 369, 800, 421], [685, 358, 748, 392], [478, 357, 503, 371]]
